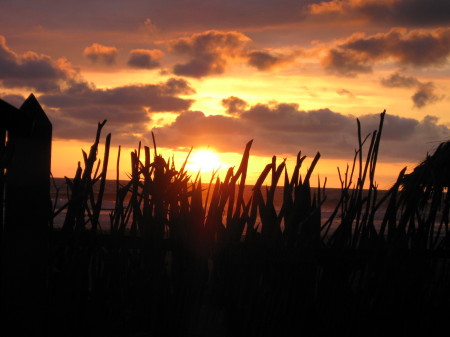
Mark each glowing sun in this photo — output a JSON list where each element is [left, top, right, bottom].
[[186, 150, 223, 172]]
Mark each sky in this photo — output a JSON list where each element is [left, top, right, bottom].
[[1, 0, 449, 188]]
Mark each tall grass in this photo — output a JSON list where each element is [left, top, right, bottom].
[[46, 111, 449, 337]]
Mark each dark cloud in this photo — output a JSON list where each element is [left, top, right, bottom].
[[342, 28, 450, 67], [380, 72, 420, 88], [412, 82, 444, 109], [309, 0, 450, 26], [38, 78, 195, 144], [247, 50, 297, 71], [83, 43, 118, 65], [153, 99, 450, 161], [169, 30, 250, 78], [41, 78, 194, 109], [0, 1, 310, 38], [221, 96, 248, 114], [358, 113, 450, 159], [323, 28, 450, 76], [240, 103, 354, 135], [153, 103, 354, 157], [0, 35, 76, 92], [358, 113, 418, 141], [160, 77, 196, 96], [152, 110, 250, 154], [380, 72, 444, 108], [127, 49, 164, 69], [321, 48, 372, 77]]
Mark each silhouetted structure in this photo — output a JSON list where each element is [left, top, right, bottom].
[[1, 94, 52, 232], [1, 94, 52, 336]]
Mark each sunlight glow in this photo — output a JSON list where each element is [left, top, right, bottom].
[[185, 149, 223, 173]]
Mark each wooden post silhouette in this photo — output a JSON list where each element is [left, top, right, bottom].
[[0, 98, 16, 237], [1, 94, 52, 336], [3, 94, 52, 232]]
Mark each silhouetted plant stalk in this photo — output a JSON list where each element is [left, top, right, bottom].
[[48, 112, 449, 337], [58, 119, 110, 234]]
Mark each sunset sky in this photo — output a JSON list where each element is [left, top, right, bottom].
[[1, 0, 449, 188]]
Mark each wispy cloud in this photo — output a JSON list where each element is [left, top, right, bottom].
[[412, 82, 444, 109], [336, 88, 355, 99], [381, 72, 445, 108]]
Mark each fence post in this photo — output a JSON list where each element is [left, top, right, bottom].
[[4, 94, 52, 232], [1, 94, 52, 336], [0, 99, 15, 236]]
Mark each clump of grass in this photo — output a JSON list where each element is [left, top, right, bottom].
[[46, 112, 449, 337]]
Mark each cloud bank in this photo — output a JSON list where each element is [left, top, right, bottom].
[[0, 35, 78, 92], [153, 97, 450, 162], [322, 28, 450, 76], [37, 78, 195, 143]]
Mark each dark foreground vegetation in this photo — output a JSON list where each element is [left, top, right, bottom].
[[3, 111, 450, 336]]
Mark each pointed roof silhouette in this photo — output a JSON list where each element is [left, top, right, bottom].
[[1, 94, 52, 138], [19, 93, 52, 138], [0, 97, 20, 131]]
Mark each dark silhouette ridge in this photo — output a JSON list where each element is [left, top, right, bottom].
[[1, 95, 448, 337]]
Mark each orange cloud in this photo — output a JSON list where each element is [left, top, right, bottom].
[[168, 30, 251, 78], [168, 30, 302, 77], [83, 43, 118, 65]]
